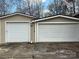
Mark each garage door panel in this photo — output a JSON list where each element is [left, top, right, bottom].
[[6, 22, 30, 42], [38, 24, 78, 42]]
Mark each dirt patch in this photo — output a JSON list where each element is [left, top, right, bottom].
[[0, 42, 79, 59]]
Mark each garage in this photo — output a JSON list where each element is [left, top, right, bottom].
[[34, 15, 79, 42], [5, 22, 30, 42], [0, 13, 34, 43]]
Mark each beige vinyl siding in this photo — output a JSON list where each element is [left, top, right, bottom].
[[0, 20, 1, 43], [31, 23, 35, 42], [37, 17, 79, 23]]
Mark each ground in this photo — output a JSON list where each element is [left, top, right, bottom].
[[0, 42, 79, 59]]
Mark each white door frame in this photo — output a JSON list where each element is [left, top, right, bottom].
[[35, 22, 79, 42], [5, 21, 31, 42]]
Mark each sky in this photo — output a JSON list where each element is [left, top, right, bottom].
[[42, 0, 54, 13], [10, 0, 54, 13], [42, 0, 46, 2]]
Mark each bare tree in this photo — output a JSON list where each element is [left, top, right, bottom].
[[0, 0, 7, 16], [48, 0, 79, 16], [65, 0, 76, 15], [48, 0, 68, 16]]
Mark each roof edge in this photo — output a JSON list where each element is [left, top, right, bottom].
[[0, 13, 35, 19], [32, 15, 79, 22]]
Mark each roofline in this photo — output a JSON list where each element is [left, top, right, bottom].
[[32, 15, 79, 22], [0, 13, 34, 19]]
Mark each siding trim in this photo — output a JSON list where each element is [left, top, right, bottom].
[[0, 13, 34, 19], [35, 23, 38, 42], [37, 22, 79, 24]]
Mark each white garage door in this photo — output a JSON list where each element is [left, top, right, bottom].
[[5, 22, 30, 42], [37, 23, 79, 42]]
